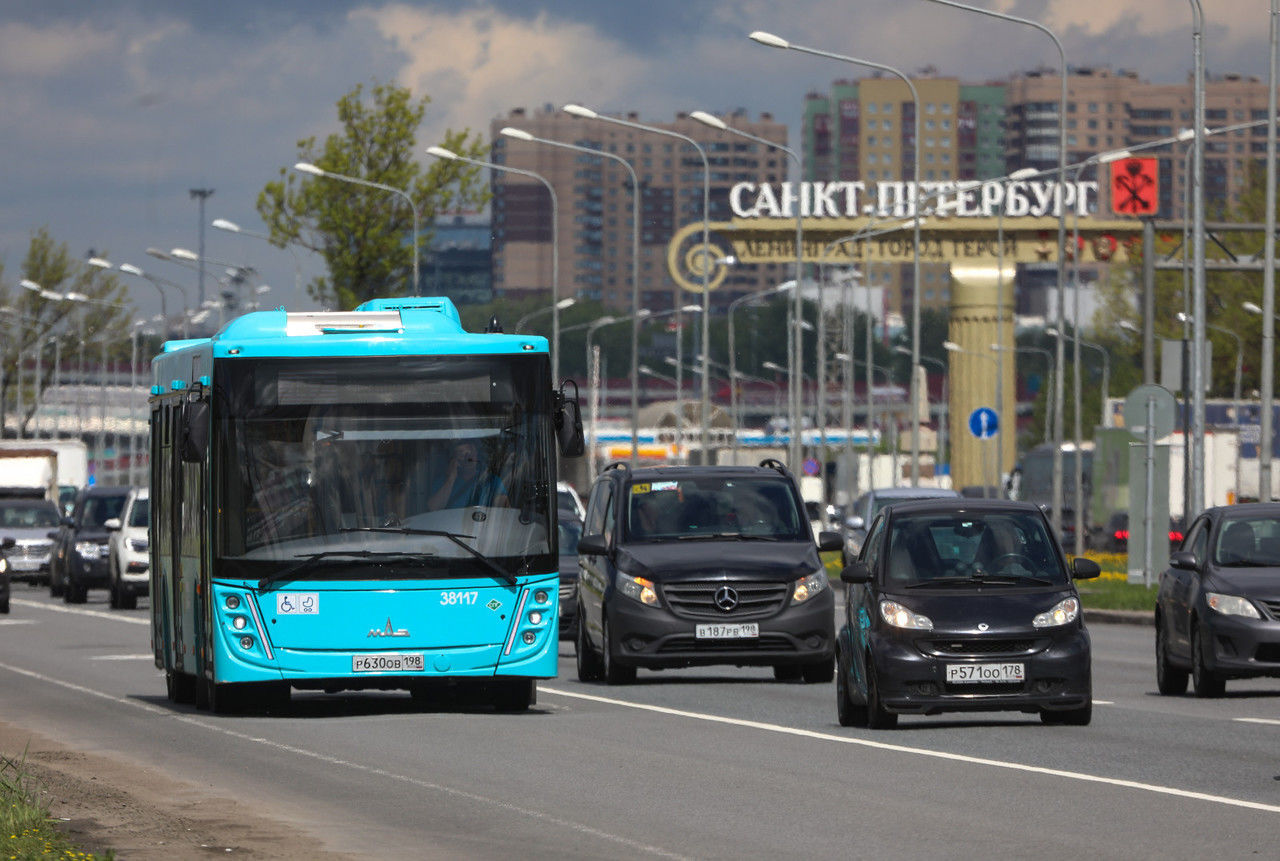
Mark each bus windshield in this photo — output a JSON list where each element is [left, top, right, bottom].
[[215, 355, 554, 578]]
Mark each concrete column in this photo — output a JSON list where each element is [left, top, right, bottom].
[[947, 266, 1016, 492]]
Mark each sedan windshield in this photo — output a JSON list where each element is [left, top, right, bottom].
[[1213, 517, 1280, 566], [885, 510, 1066, 587], [0, 502, 60, 529]]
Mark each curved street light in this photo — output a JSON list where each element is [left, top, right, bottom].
[[212, 217, 304, 300], [294, 162, 420, 295]]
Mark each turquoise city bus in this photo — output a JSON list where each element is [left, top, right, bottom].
[[149, 297, 583, 713]]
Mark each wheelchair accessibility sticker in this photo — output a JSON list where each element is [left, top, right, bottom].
[[276, 593, 319, 615]]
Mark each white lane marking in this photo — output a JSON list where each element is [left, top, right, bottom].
[[0, 619, 37, 626], [1235, 718, 1280, 726], [11, 598, 148, 625], [1093, 700, 1115, 705], [0, 662, 688, 860], [90, 655, 153, 661], [541, 687, 1280, 815]]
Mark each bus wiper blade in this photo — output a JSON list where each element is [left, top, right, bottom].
[[339, 527, 518, 585], [258, 550, 434, 591]]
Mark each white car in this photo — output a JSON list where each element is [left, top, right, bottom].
[[106, 488, 149, 610], [557, 480, 585, 520]]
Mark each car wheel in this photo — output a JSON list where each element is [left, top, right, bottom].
[[773, 664, 802, 682], [865, 659, 898, 729], [49, 570, 64, 599], [801, 656, 835, 684], [108, 579, 121, 610], [65, 577, 87, 605], [1191, 626, 1226, 698], [120, 590, 138, 611], [836, 653, 866, 727], [575, 606, 603, 681], [1041, 699, 1092, 725], [601, 616, 636, 686], [0, 597, 8, 615], [1155, 617, 1189, 696]]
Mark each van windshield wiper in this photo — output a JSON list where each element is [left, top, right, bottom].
[[338, 526, 518, 585], [258, 550, 439, 591]]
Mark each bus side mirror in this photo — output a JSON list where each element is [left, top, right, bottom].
[[180, 400, 210, 463], [555, 380, 585, 458]]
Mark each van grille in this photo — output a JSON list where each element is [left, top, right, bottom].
[[661, 580, 790, 620]]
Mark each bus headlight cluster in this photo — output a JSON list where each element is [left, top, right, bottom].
[[224, 595, 240, 610], [232, 616, 247, 631], [522, 631, 536, 644], [239, 636, 254, 650]]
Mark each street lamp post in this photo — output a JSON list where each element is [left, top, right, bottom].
[[427, 145, 562, 382], [993, 343, 1055, 446], [750, 31, 924, 488], [212, 218, 304, 301], [1179, 312, 1242, 502], [586, 316, 620, 476], [897, 346, 948, 480], [690, 110, 805, 472], [727, 282, 794, 462], [563, 104, 715, 465], [924, 0, 1070, 536], [500, 127, 645, 465], [293, 162, 420, 295], [515, 298, 576, 334]]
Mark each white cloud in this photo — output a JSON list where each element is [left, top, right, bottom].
[[352, 4, 650, 142], [0, 20, 116, 77]]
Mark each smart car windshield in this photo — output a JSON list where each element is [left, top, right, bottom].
[[625, 476, 808, 541], [885, 510, 1067, 587]]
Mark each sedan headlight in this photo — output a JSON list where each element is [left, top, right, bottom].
[[791, 570, 829, 604], [617, 571, 658, 606], [0, 556, 8, 574], [1206, 592, 1261, 619], [879, 600, 932, 630], [75, 540, 100, 556], [1033, 596, 1081, 628]]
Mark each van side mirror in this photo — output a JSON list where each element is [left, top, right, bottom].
[[817, 530, 844, 552], [554, 380, 585, 458], [180, 399, 210, 463], [577, 533, 608, 556]]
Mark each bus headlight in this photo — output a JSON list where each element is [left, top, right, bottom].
[[239, 636, 254, 650], [232, 616, 247, 630]]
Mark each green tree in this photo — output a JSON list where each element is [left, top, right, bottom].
[[257, 82, 489, 310], [1, 228, 134, 436]]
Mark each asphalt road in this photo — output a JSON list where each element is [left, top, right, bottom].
[[1, 585, 1278, 860]]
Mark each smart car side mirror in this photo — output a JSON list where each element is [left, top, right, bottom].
[[1169, 550, 1198, 571], [840, 560, 872, 584], [1071, 557, 1101, 580], [817, 531, 844, 552], [577, 534, 609, 556]]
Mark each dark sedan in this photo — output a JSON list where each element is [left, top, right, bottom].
[[1155, 503, 1280, 698], [558, 510, 582, 640], [836, 498, 1099, 729]]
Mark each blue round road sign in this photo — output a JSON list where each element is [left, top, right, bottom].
[[802, 457, 821, 476], [968, 407, 999, 439]]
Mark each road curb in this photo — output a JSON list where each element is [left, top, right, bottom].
[[1084, 608, 1153, 626]]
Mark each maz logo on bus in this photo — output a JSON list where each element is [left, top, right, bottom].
[[440, 590, 479, 606]]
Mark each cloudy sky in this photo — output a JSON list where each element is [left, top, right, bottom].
[[1, 1, 1274, 317]]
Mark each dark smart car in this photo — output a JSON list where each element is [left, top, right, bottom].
[[1155, 503, 1280, 698], [575, 460, 843, 685], [836, 499, 1099, 728]]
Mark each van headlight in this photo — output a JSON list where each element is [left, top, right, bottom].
[[792, 571, 829, 604], [617, 571, 658, 606], [1206, 592, 1261, 619], [1033, 597, 1081, 628]]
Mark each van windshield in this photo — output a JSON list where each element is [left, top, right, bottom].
[[626, 476, 807, 541]]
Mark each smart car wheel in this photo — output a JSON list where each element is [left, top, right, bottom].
[[865, 659, 897, 729], [1191, 625, 1225, 698], [601, 615, 636, 686], [1155, 617, 1189, 696], [836, 654, 866, 727]]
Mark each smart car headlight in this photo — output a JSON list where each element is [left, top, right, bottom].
[[1206, 592, 1261, 619], [1033, 596, 1080, 628], [879, 600, 932, 630], [792, 570, 829, 604], [617, 571, 658, 606]]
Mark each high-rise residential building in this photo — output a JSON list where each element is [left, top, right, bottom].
[[490, 106, 791, 314]]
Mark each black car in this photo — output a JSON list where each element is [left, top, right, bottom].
[[836, 498, 1099, 729], [49, 485, 129, 603], [1155, 503, 1280, 698], [558, 508, 583, 639], [1094, 510, 1186, 554], [575, 460, 844, 685], [0, 536, 13, 614]]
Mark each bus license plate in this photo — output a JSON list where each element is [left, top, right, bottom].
[[946, 663, 1024, 684], [695, 623, 759, 640], [352, 653, 425, 673]]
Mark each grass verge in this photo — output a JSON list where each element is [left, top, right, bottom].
[[1075, 552, 1158, 612], [2, 748, 112, 860]]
